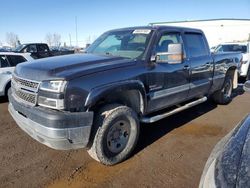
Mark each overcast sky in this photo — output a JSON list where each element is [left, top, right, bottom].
[[1, 0, 250, 47]]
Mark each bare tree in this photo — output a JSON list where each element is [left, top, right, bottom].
[[53, 33, 61, 47], [45, 33, 61, 47], [45, 33, 53, 47], [6, 32, 19, 48]]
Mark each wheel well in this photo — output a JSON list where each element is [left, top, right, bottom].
[[5, 81, 11, 96], [89, 90, 144, 115], [226, 67, 238, 89]]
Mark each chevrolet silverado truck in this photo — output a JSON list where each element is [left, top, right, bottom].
[[8, 26, 242, 165]]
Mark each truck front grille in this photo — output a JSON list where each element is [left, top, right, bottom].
[[14, 88, 37, 104], [12, 75, 39, 91], [12, 75, 40, 106]]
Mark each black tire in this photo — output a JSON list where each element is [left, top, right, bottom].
[[212, 75, 233, 104], [5, 82, 11, 100], [87, 104, 140, 166], [246, 67, 250, 81]]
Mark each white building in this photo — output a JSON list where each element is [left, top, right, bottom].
[[150, 19, 250, 47]]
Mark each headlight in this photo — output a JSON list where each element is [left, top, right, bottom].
[[38, 96, 64, 109], [38, 80, 67, 109], [40, 80, 67, 93]]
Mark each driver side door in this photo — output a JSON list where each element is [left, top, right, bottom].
[[146, 31, 190, 113]]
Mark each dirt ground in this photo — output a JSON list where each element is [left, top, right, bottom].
[[0, 87, 249, 188]]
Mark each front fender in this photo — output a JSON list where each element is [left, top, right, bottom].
[[85, 80, 147, 113]]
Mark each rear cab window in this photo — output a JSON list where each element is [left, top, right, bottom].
[[38, 44, 49, 52], [216, 44, 247, 53], [184, 33, 209, 58]]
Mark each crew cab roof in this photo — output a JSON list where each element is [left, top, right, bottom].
[[107, 25, 204, 34]]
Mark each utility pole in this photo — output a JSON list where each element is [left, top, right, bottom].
[[69, 33, 72, 47], [75, 16, 78, 47]]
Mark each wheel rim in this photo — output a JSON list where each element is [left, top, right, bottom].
[[223, 81, 232, 98], [106, 120, 130, 154]]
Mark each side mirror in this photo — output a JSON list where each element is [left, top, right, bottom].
[[154, 43, 183, 64], [243, 80, 250, 92]]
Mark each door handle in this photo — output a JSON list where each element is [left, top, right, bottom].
[[183, 65, 190, 70]]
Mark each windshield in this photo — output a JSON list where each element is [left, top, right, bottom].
[[86, 29, 152, 59], [215, 44, 247, 53], [15, 44, 26, 51]]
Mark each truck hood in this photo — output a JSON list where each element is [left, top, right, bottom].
[[15, 54, 135, 81]]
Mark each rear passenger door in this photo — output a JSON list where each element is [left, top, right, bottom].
[[183, 32, 213, 98]]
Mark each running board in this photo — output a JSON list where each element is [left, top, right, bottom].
[[141, 97, 207, 123]]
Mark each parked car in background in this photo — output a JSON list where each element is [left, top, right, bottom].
[[14, 43, 53, 59], [214, 42, 250, 79], [243, 80, 250, 92], [0, 52, 34, 97], [199, 113, 250, 188], [14, 43, 75, 59], [8, 26, 241, 165], [210, 46, 217, 53], [50, 46, 75, 56], [0, 46, 13, 52]]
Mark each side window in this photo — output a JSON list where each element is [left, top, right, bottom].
[[38, 44, 49, 52], [156, 33, 181, 53], [7, 55, 27, 66], [185, 33, 209, 58], [0, 55, 9, 68], [25, 44, 37, 53]]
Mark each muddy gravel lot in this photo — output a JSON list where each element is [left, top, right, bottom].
[[0, 87, 249, 188]]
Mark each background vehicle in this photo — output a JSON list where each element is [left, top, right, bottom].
[[0, 52, 34, 97], [14, 43, 74, 59], [199, 112, 250, 188], [214, 42, 250, 79], [243, 80, 250, 92], [50, 46, 75, 56], [8, 26, 242, 165], [0, 46, 13, 52]]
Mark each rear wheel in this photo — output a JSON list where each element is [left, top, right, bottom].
[[87, 104, 140, 165], [212, 75, 233, 104]]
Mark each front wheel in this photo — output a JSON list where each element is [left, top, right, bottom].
[[87, 104, 140, 165], [212, 76, 233, 104]]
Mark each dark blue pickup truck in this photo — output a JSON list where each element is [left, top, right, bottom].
[[8, 26, 242, 165]]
